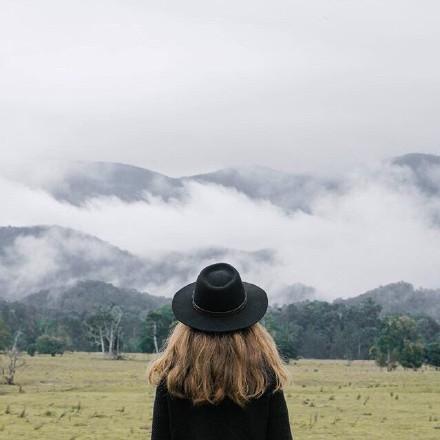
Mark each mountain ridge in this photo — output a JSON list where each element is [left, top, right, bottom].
[[334, 281, 440, 320], [3, 153, 440, 210], [0, 225, 275, 300]]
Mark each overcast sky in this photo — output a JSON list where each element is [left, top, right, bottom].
[[1, 0, 440, 177], [2, 1, 440, 297]]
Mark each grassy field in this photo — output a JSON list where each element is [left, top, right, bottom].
[[0, 353, 439, 439]]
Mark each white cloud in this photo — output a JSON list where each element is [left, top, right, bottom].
[[1, 161, 440, 299]]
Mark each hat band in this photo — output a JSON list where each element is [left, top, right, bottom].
[[192, 290, 248, 316]]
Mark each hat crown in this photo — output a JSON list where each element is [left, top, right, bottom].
[[193, 263, 246, 314]]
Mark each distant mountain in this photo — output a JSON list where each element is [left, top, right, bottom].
[[335, 281, 440, 320], [185, 166, 337, 212], [22, 280, 168, 316], [393, 153, 440, 169], [0, 225, 154, 299], [391, 153, 440, 196], [11, 161, 336, 212], [5, 155, 440, 212], [270, 283, 317, 306], [2, 155, 440, 302], [41, 161, 185, 205], [0, 225, 275, 300]]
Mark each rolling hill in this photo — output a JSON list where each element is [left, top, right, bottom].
[[21, 280, 168, 316], [335, 281, 440, 320], [8, 160, 336, 212], [0, 225, 275, 300], [9, 153, 440, 211]]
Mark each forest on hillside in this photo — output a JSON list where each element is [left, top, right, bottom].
[[1, 281, 439, 372]]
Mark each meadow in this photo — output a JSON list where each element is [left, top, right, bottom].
[[0, 353, 439, 439]]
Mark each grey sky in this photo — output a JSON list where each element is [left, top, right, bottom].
[[1, 0, 440, 177]]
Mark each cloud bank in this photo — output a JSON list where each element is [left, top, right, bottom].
[[1, 159, 440, 300]]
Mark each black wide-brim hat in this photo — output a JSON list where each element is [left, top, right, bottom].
[[172, 262, 268, 333]]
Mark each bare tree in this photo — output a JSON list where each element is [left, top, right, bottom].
[[153, 321, 159, 354], [103, 306, 123, 359], [86, 305, 124, 359], [86, 313, 107, 354], [1, 331, 25, 385]]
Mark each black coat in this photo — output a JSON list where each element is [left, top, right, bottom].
[[151, 380, 293, 440]]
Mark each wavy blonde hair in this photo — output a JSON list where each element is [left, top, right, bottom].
[[147, 322, 289, 407]]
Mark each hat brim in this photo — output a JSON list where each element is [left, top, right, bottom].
[[171, 281, 268, 333]]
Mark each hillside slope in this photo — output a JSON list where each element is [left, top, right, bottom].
[[335, 281, 440, 320], [0, 225, 275, 300]]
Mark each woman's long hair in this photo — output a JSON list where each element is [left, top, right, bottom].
[[147, 322, 289, 407]]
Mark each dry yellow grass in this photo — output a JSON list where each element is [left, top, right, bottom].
[[0, 353, 439, 439]]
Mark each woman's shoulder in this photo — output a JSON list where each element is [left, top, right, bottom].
[[263, 367, 285, 396], [265, 366, 276, 385], [156, 378, 169, 396], [155, 378, 184, 401]]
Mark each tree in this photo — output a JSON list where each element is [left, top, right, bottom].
[[86, 305, 124, 359], [139, 305, 175, 353], [36, 335, 65, 356], [348, 299, 382, 360], [415, 316, 440, 344], [425, 341, 440, 367], [263, 308, 299, 360], [371, 315, 423, 370], [399, 340, 425, 369], [1, 331, 25, 385], [0, 319, 11, 350], [275, 326, 299, 361], [86, 312, 107, 354], [0, 302, 39, 350], [27, 344, 36, 357]]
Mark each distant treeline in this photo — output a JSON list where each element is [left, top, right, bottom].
[[138, 300, 440, 369], [264, 299, 440, 369], [0, 285, 439, 369], [0, 280, 168, 358]]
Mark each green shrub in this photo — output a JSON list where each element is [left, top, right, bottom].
[[26, 343, 36, 357], [425, 341, 440, 367], [399, 340, 424, 369], [36, 335, 65, 356]]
